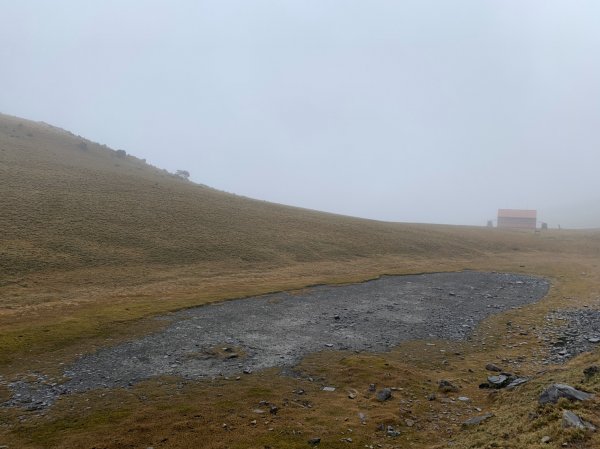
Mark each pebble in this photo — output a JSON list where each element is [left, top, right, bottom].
[[376, 388, 392, 402], [541, 436, 551, 444], [485, 363, 502, 372], [438, 380, 459, 393], [323, 386, 336, 392], [387, 425, 401, 437]]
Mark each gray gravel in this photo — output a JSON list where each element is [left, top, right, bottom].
[[540, 309, 600, 363], [4, 271, 549, 409]]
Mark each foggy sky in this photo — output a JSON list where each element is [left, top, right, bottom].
[[2, 1, 599, 228]]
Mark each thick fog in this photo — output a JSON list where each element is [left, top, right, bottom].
[[2, 1, 599, 228]]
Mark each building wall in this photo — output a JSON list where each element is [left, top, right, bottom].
[[497, 217, 537, 229]]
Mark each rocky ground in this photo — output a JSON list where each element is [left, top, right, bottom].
[[3, 271, 549, 410], [540, 308, 600, 364]]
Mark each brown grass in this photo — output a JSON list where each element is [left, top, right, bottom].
[[1, 113, 600, 448]]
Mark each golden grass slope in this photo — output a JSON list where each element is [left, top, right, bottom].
[[2, 111, 598, 284]]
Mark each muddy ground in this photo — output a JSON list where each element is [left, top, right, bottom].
[[5, 271, 549, 409]]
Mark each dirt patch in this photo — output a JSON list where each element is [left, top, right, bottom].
[[4, 271, 548, 409]]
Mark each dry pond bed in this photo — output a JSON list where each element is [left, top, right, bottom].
[[5, 271, 549, 410]]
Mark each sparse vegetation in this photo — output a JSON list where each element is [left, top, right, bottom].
[[175, 169, 190, 180]]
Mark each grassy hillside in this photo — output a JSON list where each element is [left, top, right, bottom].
[[1, 112, 598, 283]]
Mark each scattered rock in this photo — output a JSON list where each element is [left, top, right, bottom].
[[541, 435, 551, 444], [308, 437, 321, 445], [539, 384, 593, 405], [487, 375, 510, 389], [463, 413, 494, 426], [562, 410, 596, 431], [505, 377, 530, 390], [340, 437, 353, 443], [368, 383, 376, 392], [347, 389, 357, 399], [269, 405, 278, 415], [427, 393, 436, 401], [322, 386, 336, 392], [405, 418, 415, 427], [242, 367, 252, 374], [358, 412, 366, 424], [458, 396, 470, 402], [438, 380, 459, 393], [386, 425, 400, 437], [539, 310, 600, 363], [376, 388, 392, 402], [485, 363, 502, 372]]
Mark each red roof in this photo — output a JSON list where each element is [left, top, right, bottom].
[[497, 209, 537, 219]]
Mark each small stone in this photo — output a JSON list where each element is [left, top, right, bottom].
[[358, 412, 366, 424], [325, 343, 334, 348], [463, 413, 494, 426], [347, 389, 357, 399], [505, 377, 529, 390], [341, 437, 353, 443], [387, 425, 400, 437], [587, 337, 600, 343], [376, 388, 392, 402], [242, 367, 252, 374], [427, 393, 436, 401], [541, 436, 551, 444], [323, 386, 336, 392], [487, 375, 510, 389], [438, 379, 459, 393], [250, 420, 257, 425], [368, 383, 376, 392], [458, 396, 470, 402], [308, 437, 321, 445], [539, 383, 593, 405], [334, 315, 340, 320], [405, 419, 415, 427], [485, 363, 502, 372], [269, 405, 279, 415]]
